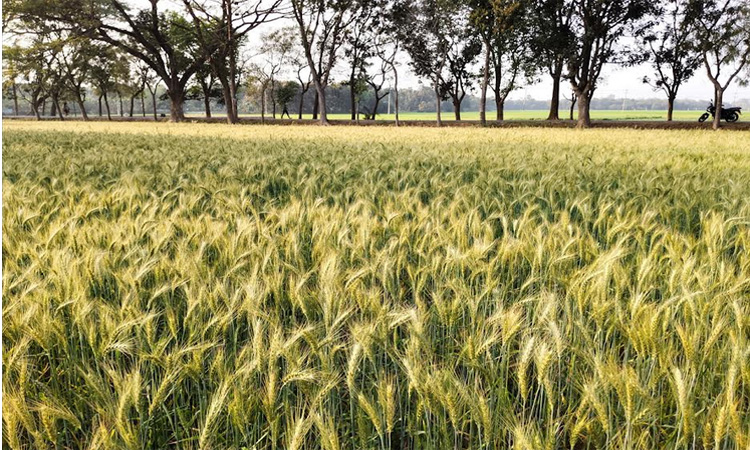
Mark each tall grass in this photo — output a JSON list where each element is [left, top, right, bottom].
[[3, 123, 750, 449]]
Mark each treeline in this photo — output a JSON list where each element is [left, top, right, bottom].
[[5, 84, 736, 118], [3, 0, 749, 129]]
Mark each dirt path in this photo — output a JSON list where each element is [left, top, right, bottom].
[[4, 115, 750, 130]]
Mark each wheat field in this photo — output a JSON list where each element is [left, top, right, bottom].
[[2, 121, 750, 450]]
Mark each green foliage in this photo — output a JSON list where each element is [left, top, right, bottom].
[[275, 81, 300, 108], [641, 1, 702, 96], [89, 45, 129, 94], [3, 122, 750, 450], [2, 36, 63, 114]]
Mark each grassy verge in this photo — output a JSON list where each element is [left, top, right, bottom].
[[185, 109, 706, 121]]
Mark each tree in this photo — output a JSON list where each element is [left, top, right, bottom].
[[97, 6, 201, 122], [112, 59, 132, 117], [6, 0, 205, 122], [181, 0, 283, 124], [291, 0, 361, 125], [89, 45, 129, 121], [362, 55, 390, 120], [393, 0, 454, 126], [641, 0, 701, 121], [58, 37, 99, 120], [265, 26, 313, 119], [144, 67, 161, 120], [131, 63, 151, 118], [2, 71, 21, 115], [442, 16, 482, 121], [529, 0, 575, 120], [122, 62, 148, 117], [293, 60, 313, 120], [373, 36, 400, 125], [372, 3, 402, 125], [3, 41, 54, 120], [565, 90, 577, 120], [467, 0, 493, 125], [343, 0, 384, 120], [43, 40, 69, 120], [245, 73, 264, 116], [567, 0, 656, 127], [248, 56, 280, 123], [490, 1, 537, 121], [275, 81, 299, 118], [258, 29, 297, 119], [691, 0, 750, 129], [187, 62, 221, 118], [469, 0, 537, 123], [349, 72, 369, 122]]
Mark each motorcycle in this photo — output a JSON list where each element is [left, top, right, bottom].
[[698, 101, 742, 123]]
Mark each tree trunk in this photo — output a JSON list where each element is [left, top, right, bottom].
[[316, 83, 329, 125], [103, 92, 112, 121], [667, 95, 675, 121], [393, 68, 400, 127], [547, 62, 563, 120], [151, 91, 158, 120], [569, 94, 577, 120], [496, 97, 505, 121], [576, 90, 591, 128], [298, 86, 307, 120], [272, 82, 277, 119], [371, 92, 382, 121], [260, 85, 266, 124], [31, 101, 41, 120], [312, 91, 319, 120], [167, 89, 186, 122], [129, 95, 136, 117], [118, 92, 124, 117], [434, 76, 442, 127], [75, 91, 89, 121], [54, 97, 65, 120], [199, 82, 212, 118], [141, 91, 146, 117], [349, 69, 357, 120], [98, 95, 103, 117], [228, 39, 239, 123], [12, 83, 19, 116], [204, 96, 212, 118], [220, 81, 237, 124], [452, 97, 461, 121], [50, 100, 57, 117], [493, 74, 503, 121], [308, 76, 329, 125], [713, 88, 723, 130], [480, 39, 490, 126]]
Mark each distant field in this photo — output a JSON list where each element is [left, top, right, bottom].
[[3, 121, 749, 450], [188, 109, 705, 121]]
